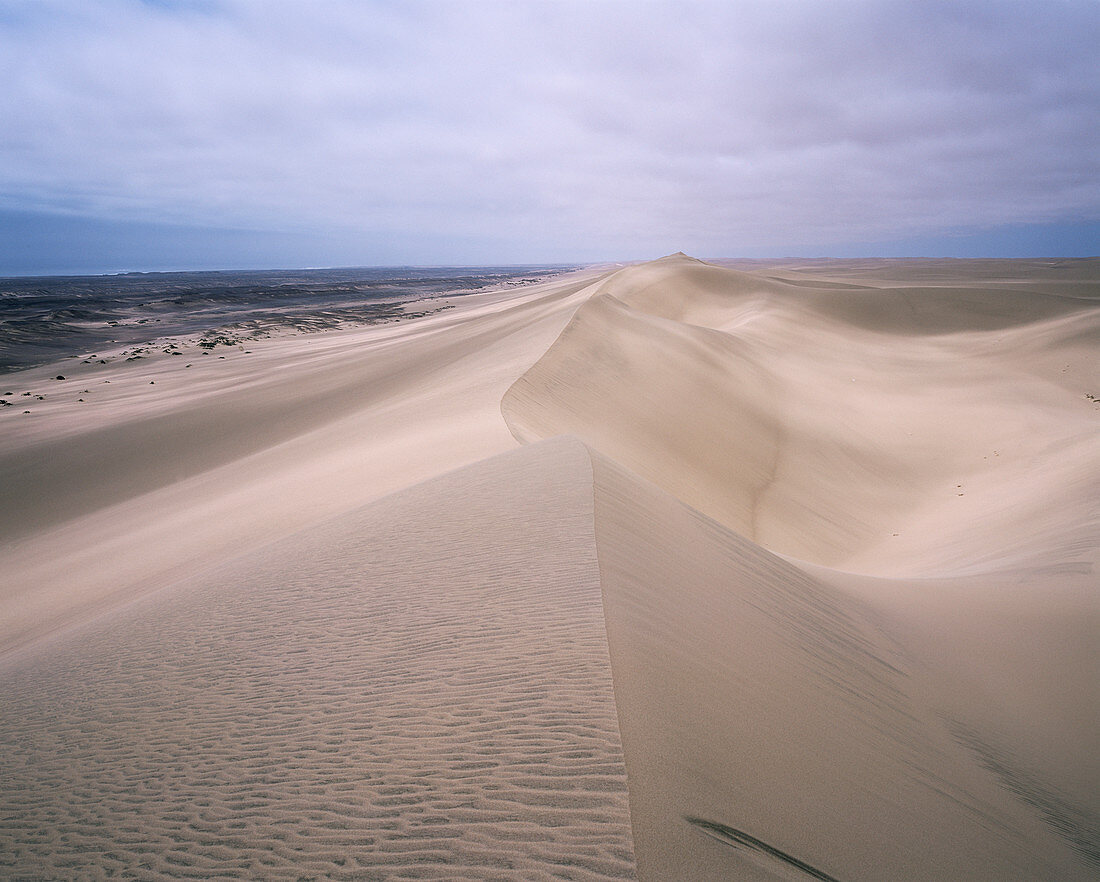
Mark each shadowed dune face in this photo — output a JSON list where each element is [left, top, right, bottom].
[[505, 292, 787, 542], [504, 253, 1100, 575], [588, 449, 1097, 881], [500, 255, 1099, 880]]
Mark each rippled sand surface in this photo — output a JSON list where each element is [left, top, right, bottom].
[[1, 440, 634, 880]]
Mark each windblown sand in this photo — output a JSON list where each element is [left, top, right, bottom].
[[1, 255, 1097, 879]]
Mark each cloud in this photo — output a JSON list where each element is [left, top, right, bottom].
[[0, 0, 1097, 263]]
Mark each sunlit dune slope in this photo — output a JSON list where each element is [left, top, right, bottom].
[[0, 269, 604, 654], [503, 252, 1100, 576], [0, 438, 636, 881]]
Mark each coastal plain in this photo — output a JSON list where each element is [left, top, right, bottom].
[[1, 254, 1097, 879]]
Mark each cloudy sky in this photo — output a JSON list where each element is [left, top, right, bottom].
[[1, 0, 1097, 273]]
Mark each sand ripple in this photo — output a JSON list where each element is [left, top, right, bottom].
[[0, 439, 635, 880]]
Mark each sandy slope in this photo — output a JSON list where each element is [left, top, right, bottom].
[[2, 254, 1098, 879], [503, 253, 1099, 575], [591, 449, 1095, 880], [0, 268, 604, 653], [1, 438, 635, 880]]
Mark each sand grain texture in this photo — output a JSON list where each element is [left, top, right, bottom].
[[0, 438, 636, 880]]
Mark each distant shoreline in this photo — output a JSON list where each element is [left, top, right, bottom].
[[0, 265, 578, 374]]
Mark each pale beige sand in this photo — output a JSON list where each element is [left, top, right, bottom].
[[0, 268, 604, 653], [501, 253, 1099, 880], [591, 450, 1095, 880], [503, 253, 1099, 575], [0, 437, 635, 880], [1, 254, 1097, 879]]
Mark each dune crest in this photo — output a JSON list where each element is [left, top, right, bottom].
[[504, 253, 1100, 576], [502, 253, 1098, 878]]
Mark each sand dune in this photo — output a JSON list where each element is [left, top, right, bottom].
[[0, 269, 604, 653], [504, 253, 1099, 575], [2, 254, 1097, 879]]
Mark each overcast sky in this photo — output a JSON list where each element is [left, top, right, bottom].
[[1, 0, 1097, 273]]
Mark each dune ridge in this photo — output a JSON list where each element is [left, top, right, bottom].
[[0, 269, 605, 654], [500, 253, 1098, 879], [503, 253, 1099, 576], [2, 254, 1097, 879]]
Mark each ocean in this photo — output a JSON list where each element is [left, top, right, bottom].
[[0, 265, 574, 374]]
